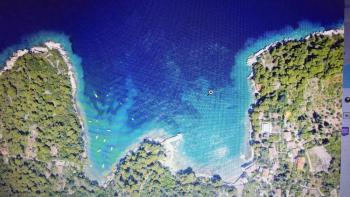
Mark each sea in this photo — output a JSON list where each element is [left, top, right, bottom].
[[0, 0, 343, 181]]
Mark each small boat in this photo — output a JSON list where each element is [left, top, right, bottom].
[[97, 149, 101, 153]]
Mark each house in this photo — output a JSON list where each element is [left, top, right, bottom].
[[296, 157, 306, 171], [261, 122, 272, 134]]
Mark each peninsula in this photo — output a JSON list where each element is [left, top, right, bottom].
[[0, 42, 235, 196], [0, 29, 343, 196], [240, 29, 343, 197]]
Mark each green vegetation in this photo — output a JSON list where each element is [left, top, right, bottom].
[[246, 31, 343, 196], [0, 48, 104, 196], [109, 139, 235, 196], [0, 30, 343, 196], [0, 45, 236, 196], [0, 49, 84, 164]]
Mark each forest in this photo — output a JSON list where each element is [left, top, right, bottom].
[[0, 46, 236, 196]]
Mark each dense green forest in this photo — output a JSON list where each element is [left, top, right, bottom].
[[0, 49, 103, 195], [109, 139, 235, 196]]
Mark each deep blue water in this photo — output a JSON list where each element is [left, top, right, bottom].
[[0, 0, 343, 180]]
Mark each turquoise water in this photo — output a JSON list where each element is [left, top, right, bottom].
[[0, 21, 341, 181]]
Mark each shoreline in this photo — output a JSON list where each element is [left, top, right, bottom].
[[0, 41, 254, 185], [43, 41, 90, 163], [100, 129, 174, 185], [247, 28, 344, 67], [0, 42, 83, 132], [0, 49, 29, 76], [146, 27, 346, 187], [43, 41, 84, 130], [243, 28, 344, 180], [158, 131, 246, 183], [1, 27, 342, 187], [0, 41, 90, 166]]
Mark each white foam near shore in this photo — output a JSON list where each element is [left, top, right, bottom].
[[44, 41, 78, 98], [231, 27, 345, 187], [154, 132, 246, 183], [306, 28, 344, 39], [159, 133, 184, 172], [0, 49, 29, 76], [1, 27, 343, 186], [0, 41, 87, 160], [247, 28, 344, 68], [0, 41, 79, 110], [122, 129, 189, 174], [44, 41, 84, 133], [241, 28, 344, 186]]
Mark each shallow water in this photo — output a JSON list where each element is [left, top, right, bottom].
[[0, 1, 343, 181]]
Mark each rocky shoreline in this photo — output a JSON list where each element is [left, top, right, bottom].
[[241, 28, 343, 195], [0, 41, 89, 162], [42, 41, 89, 160], [247, 28, 344, 67], [2, 28, 342, 191], [0, 49, 29, 76]]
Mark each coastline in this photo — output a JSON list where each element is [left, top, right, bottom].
[[243, 27, 344, 179], [43, 41, 89, 162], [100, 129, 174, 184], [0, 49, 29, 76], [1, 27, 343, 187], [158, 132, 246, 183], [241, 27, 344, 195], [134, 27, 346, 189], [0, 41, 89, 164], [247, 28, 344, 67], [159, 133, 186, 173]]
